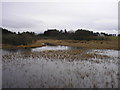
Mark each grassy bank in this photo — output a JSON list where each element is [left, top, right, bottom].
[[35, 39, 119, 50], [2, 44, 44, 49], [2, 36, 119, 50]]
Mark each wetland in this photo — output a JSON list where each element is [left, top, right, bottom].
[[1, 28, 119, 88], [2, 45, 119, 88]]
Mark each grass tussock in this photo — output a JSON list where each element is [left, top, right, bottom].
[[2, 36, 119, 50], [2, 50, 111, 62], [2, 43, 44, 49], [35, 39, 119, 50]]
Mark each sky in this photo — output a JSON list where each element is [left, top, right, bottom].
[[1, 0, 119, 34]]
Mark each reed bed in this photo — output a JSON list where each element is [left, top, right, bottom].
[[35, 39, 119, 50], [2, 49, 111, 63], [2, 49, 119, 88]]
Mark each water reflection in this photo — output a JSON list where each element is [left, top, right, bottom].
[[87, 49, 119, 58], [2, 45, 82, 53], [2, 47, 119, 88], [32, 45, 82, 52]]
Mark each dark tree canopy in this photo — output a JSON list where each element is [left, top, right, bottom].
[[1, 27, 37, 45], [1, 27, 118, 45], [44, 29, 60, 36]]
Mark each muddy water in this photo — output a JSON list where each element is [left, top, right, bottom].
[[2, 46, 119, 88]]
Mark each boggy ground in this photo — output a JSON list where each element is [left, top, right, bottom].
[[1, 44, 44, 49], [3, 49, 113, 63], [2, 49, 119, 88], [1, 36, 119, 50], [35, 39, 119, 50]]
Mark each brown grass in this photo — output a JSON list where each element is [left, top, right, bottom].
[[2, 37, 119, 50], [2, 43, 44, 49], [35, 39, 119, 50], [2, 49, 111, 62]]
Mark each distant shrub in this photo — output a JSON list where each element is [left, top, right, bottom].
[[1, 27, 116, 46], [2, 28, 37, 45]]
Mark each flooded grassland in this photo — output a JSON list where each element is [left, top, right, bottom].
[[2, 46, 119, 88]]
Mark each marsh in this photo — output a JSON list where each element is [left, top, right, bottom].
[[1, 1, 119, 88], [2, 46, 119, 88]]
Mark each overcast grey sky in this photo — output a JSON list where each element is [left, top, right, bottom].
[[1, 0, 118, 34]]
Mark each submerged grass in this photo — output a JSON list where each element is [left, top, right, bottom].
[[2, 49, 111, 62]]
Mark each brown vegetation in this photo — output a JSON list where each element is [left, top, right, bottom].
[[2, 38, 119, 50], [2, 49, 111, 62], [2, 44, 44, 49], [35, 39, 119, 50], [2, 36, 119, 50]]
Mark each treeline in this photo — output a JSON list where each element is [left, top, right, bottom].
[[1, 27, 37, 45], [41, 29, 118, 40], [1, 27, 119, 46]]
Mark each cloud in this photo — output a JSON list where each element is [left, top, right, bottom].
[[1, 1, 118, 34], [2, 0, 118, 3], [93, 19, 117, 30], [2, 18, 35, 28]]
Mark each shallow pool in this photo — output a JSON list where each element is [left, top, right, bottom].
[[2, 48, 119, 88]]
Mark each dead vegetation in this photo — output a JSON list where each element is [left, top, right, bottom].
[[35, 39, 119, 50], [2, 37, 119, 50], [2, 49, 111, 62]]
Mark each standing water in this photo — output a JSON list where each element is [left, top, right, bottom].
[[2, 46, 119, 88]]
